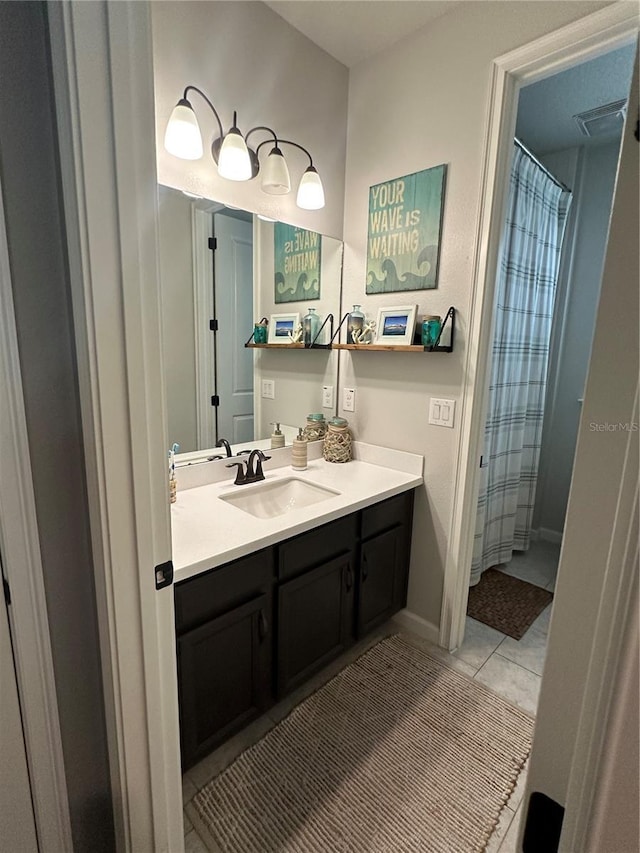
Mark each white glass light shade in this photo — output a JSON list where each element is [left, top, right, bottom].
[[261, 147, 291, 195], [217, 128, 252, 181], [164, 100, 203, 160], [296, 166, 325, 210]]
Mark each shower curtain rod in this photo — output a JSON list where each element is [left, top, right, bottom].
[[513, 137, 571, 193]]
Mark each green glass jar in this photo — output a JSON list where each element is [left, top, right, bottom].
[[254, 320, 268, 344], [421, 315, 442, 348]]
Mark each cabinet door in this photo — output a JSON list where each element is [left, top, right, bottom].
[[358, 525, 404, 637], [277, 553, 354, 697], [177, 593, 271, 770]]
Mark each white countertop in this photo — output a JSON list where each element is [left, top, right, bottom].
[[171, 444, 423, 583]]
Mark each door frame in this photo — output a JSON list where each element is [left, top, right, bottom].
[[41, 1, 639, 851], [48, 2, 183, 851], [440, 2, 638, 648], [0, 143, 72, 853]]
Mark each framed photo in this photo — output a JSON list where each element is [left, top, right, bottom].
[[268, 312, 300, 344], [375, 305, 418, 346]]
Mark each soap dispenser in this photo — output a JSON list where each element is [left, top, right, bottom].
[[291, 428, 308, 471], [270, 422, 285, 449]]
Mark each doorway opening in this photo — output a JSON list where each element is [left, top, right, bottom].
[[455, 43, 635, 714]]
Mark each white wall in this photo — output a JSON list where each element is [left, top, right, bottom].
[[534, 141, 621, 539], [157, 186, 198, 451], [340, 0, 612, 629], [152, 1, 348, 239]]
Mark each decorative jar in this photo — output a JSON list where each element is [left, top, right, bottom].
[[303, 413, 327, 442], [323, 417, 352, 463], [421, 315, 442, 348], [303, 307, 321, 346], [254, 320, 268, 344], [347, 304, 365, 344]]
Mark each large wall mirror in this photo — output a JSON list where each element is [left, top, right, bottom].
[[157, 185, 343, 461]]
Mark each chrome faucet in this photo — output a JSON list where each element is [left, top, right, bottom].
[[226, 449, 271, 485]]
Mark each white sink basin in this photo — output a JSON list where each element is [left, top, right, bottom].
[[219, 477, 340, 519]]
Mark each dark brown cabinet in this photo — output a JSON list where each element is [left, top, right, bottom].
[[277, 552, 354, 697], [358, 526, 403, 636], [175, 548, 274, 770], [174, 488, 415, 770], [358, 491, 414, 637], [177, 594, 271, 769]]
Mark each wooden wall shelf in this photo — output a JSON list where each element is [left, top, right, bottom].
[[246, 308, 455, 353], [246, 342, 305, 349], [245, 343, 331, 350], [333, 343, 427, 352]]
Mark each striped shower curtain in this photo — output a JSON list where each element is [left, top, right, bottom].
[[470, 144, 572, 585]]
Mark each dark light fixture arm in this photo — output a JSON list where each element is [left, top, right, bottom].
[[183, 85, 224, 139], [255, 137, 314, 167], [245, 126, 279, 147]]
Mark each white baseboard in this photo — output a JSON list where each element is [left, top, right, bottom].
[[392, 609, 440, 646], [536, 527, 563, 545]]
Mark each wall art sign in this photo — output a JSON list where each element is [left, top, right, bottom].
[[274, 222, 322, 303], [366, 164, 446, 294]]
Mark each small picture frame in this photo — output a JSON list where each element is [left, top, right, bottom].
[[268, 312, 300, 343], [375, 305, 418, 346]]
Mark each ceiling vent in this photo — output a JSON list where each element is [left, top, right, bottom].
[[573, 99, 627, 138]]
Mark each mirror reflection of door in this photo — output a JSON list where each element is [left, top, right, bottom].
[[212, 211, 254, 445]]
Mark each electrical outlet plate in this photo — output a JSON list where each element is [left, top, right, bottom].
[[322, 385, 334, 409], [343, 387, 355, 412], [261, 379, 275, 400], [429, 397, 455, 427]]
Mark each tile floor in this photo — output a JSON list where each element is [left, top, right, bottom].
[[454, 539, 560, 718], [182, 539, 561, 853]]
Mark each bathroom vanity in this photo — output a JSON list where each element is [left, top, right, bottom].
[[171, 444, 422, 770]]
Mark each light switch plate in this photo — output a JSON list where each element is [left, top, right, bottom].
[[429, 397, 455, 428], [343, 387, 356, 412], [322, 385, 334, 409], [261, 379, 275, 400]]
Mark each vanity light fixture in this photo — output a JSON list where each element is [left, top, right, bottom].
[[164, 85, 325, 210]]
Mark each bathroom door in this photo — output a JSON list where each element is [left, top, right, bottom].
[[522, 53, 638, 853], [213, 213, 254, 444]]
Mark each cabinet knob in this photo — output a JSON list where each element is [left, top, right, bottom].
[[345, 564, 353, 591]]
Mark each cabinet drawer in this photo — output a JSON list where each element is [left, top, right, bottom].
[[175, 548, 274, 635], [277, 513, 358, 581], [361, 490, 414, 540]]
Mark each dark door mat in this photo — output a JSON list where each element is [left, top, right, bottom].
[[467, 568, 553, 640]]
